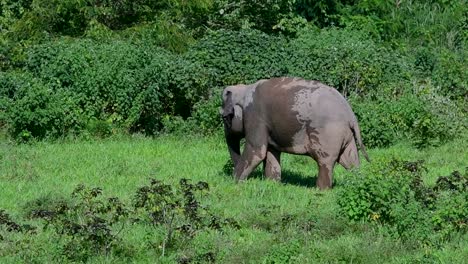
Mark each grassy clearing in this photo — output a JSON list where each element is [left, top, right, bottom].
[[0, 135, 467, 263]]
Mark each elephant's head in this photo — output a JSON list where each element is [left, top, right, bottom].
[[219, 84, 253, 167], [220, 84, 248, 135]]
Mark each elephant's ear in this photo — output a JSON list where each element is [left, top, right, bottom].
[[231, 105, 243, 134]]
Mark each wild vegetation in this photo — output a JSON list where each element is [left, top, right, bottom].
[[0, 0, 467, 262], [0, 136, 467, 263], [1, 0, 466, 146]]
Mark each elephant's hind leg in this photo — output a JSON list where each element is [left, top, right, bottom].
[[263, 149, 281, 181], [308, 125, 343, 190], [316, 162, 335, 190]]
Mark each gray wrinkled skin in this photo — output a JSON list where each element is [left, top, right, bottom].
[[221, 77, 370, 190]]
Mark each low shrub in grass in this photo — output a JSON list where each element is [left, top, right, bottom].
[[351, 88, 466, 148], [0, 209, 36, 236], [133, 178, 239, 258], [16, 179, 238, 261], [28, 185, 130, 262], [338, 158, 467, 245]]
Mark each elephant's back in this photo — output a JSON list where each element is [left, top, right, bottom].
[[256, 77, 356, 125]]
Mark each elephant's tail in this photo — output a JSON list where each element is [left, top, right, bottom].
[[350, 121, 370, 162]]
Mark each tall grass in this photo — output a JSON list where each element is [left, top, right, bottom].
[[0, 135, 466, 262]]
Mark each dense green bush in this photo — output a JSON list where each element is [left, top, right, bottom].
[[338, 158, 467, 244], [0, 72, 84, 140], [430, 49, 467, 99], [162, 94, 223, 135], [351, 86, 465, 148], [1, 24, 466, 143], [288, 28, 411, 97], [186, 29, 289, 86], [1, 38, 218, 138], [411, 46, 467, 99], [21, 39, 178, 136]]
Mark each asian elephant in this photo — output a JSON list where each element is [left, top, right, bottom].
[[220, 77, 370, 190]]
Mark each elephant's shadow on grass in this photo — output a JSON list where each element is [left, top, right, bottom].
[[281, 170, 318, 188], [221, 162, 321, 188], [246, 169, 318, 188]]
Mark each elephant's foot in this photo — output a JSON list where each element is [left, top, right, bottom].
[[263, 149, 281, 181], [316, 164, 333, 190]]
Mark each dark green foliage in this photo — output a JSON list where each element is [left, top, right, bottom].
[[351, 92, 464, 148], [5, 0, 186, 38], [134, 178, 238, 257], [0, 72, 84, 140], [0, 0, 466, 145], [338, 158, 467, 244], [31, 185, 129, 262], [288, 28, 410, 97], [430, 49, 467, 99], [0, 210, 35, 234], [434, 170, 468, 193], [411, 46, 467, 99], [207, 0, 298, 34], [20, 39, 176, 136], [188, 95, 223, 133], [222, 159, 234, 176], [187, 29, 289, 85]]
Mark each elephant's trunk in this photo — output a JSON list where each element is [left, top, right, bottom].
[[225, 132, 241, 167]]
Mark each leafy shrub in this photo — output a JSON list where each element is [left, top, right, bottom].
[[263, 239, 302, 264], [288, 28, 411, 97], [133, 178, 238, 257], [162, 93, 223, 135], [16, 36, 243, 138], [188, 94, 223, 133], [431, 49, 467, 99], [431, 170, 468, 238], [206, 0, 301, 34], [166, 55, 214, 118], [410, 80, 466, 148], [338, 159, 426, 224], [338, 158, 467, 243], [1, 72, 84, 141], [21, 39, 178, 136], [2, 27, 465, 141], [0, 210, 35, 234], [31, 184, 129, 262], [186, 29, 289, 86], [350, 100, 396, 148], [411, 46, 467, 100], [351, 88, 465, 148], [0, 209, 37, 260]]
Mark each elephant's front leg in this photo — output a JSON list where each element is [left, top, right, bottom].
[[234, 142, 267, 181], [263, 149, 281, 181]]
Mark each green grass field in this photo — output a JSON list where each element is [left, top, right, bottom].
[[1, 134, 467, 263]]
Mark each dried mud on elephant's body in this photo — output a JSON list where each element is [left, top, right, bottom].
[[221, 77, 369, 189]]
